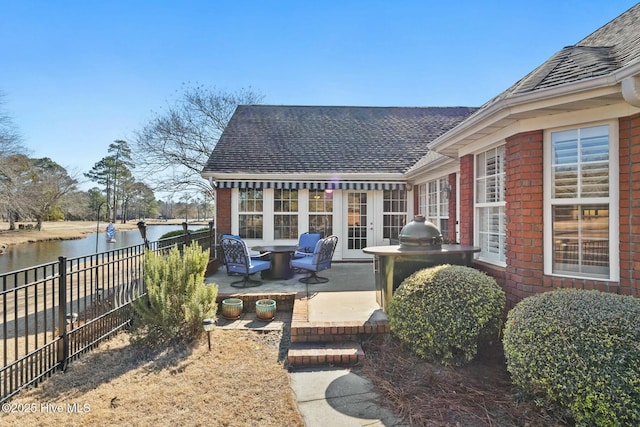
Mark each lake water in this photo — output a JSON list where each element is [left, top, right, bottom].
[[0, 224, 202, 274]]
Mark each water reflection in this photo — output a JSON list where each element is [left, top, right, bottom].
[[0, 224, 203, 273]]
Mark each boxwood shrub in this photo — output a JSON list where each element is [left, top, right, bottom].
[[388, 264, 505, 366], [503, 289, 640, 426]]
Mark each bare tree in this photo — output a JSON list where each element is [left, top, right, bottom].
[[0, 93, 28, 229], [133, 84, 264, 197]]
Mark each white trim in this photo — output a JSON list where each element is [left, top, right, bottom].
[[543, 120, 619, 281], [204, 172, 405, 181], [214, 180, 406, 190], [428, 63, 640, 155], [474, 145, 507, 266]]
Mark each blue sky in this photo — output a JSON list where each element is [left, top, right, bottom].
[[1, 1, 638, 190]]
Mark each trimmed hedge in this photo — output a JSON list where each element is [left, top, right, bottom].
[[503, 289, 640, 426], [388, 264, 505, 366]]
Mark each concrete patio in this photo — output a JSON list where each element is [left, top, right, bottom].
[[205, 261, 405, 426], [205, 261, 384, 324]]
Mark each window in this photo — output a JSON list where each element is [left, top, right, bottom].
[[383, 189, 407, 242], [238, 189, 263, 238], [419, 178, 450, 239], [274, 189, 298, 239], [475, 146, 506, 264], [550, 125, 610, 278], [308, 189, 333, 236]]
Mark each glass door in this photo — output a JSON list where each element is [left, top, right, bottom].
[[343, 191, 370, 258]]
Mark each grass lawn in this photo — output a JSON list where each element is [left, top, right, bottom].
[[3, 330, 303, 427]]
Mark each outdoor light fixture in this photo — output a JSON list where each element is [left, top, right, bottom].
[[66, 312, 78, 328], [202, 318, 216, 350]]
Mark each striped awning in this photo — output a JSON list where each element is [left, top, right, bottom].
[[213, 180, 406, 190]]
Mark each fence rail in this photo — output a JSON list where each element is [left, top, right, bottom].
[[0, 227, 214, 402]]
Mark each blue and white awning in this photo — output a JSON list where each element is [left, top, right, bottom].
[[213, 180, 406, 190]]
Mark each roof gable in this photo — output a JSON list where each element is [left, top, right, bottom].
[[203, 105, 477, 176], [489, 3, 640, 103]]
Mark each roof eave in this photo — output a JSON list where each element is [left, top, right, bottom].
[[428, 61, 640, 157], [201, 171, 407, 183]]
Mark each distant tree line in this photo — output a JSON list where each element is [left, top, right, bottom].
[[1, 84, 264, 229]]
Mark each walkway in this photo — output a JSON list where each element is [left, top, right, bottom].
[[205, 262, 408, 426]]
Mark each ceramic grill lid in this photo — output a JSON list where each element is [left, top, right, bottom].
[[398, 215, 443, 250]]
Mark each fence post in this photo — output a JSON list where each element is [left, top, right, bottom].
[[208, 221, 215, 258], [56, 256, 68, 371], [182, 222, 191, 246]]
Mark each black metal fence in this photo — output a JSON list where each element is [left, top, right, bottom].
[[0, 227, 214, 403]]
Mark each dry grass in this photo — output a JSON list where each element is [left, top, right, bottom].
[[3, 330, 303, 427], [0, 219, 186, 246], [0, 221, 139, 246], [359, 337, 569, 427]]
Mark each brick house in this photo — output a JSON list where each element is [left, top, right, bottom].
[[202, 4, 640, 305], [409, 4, 640, 307], [201, 105, 476, 261]]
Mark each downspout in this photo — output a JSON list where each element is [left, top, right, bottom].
[[621, 75, 639, 294], [621, 75, 640, 107]]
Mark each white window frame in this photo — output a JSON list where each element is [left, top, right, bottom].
[[236, 188, 264, 239], [544, 121, 619, 281], [308, 189, 334, 237], [474, 145, 506, 266], [419, 178, 450, 239], [382, 189, 407, 242], [273, 189, 299, 239]]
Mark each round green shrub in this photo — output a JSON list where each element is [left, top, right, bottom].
[[388, 264, 505, 366], [503, 289, 640, 426]]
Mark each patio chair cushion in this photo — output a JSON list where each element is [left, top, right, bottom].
[[290, 235, 338, 283], [293, 232, 322, 259]]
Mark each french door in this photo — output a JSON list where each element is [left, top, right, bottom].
[[343, 191, 373, 258]]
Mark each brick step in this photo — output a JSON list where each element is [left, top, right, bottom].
[[287, 341, 365, 367], [290, 320, 390, 343]]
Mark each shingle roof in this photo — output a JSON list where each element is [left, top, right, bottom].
[[203, 105, 477, 176], [489, 3, 640, 103]]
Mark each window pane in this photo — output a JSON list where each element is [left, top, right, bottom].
[[553, 165, 578, 198], [274, 214, 298, 239], [478, 206, 505, 262], [475, 146, 506, 263], [581, 163, 609, 197], [274, 189, 298, 239], [552, 125, 608, 199], [239, 214, 263, 239], [552, 204, 609, 277], [383, 189, 406, 241], [238, 189, 263, 238], [308, 190, 333, 236], [417, 184, 427, 216], [476, 146, 505, 203]]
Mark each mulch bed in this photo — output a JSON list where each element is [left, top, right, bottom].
[[358, 336, 569, 426]]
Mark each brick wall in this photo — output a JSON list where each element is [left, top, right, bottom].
[[447, 172, 457, 242], [479, 119, 640, 309], [503, 130, 545, 308], [618, 113, 640, 297], [459, 155, 474, 245], [216, 188, 232, 236]]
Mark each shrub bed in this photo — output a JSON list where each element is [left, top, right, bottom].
[[503, 289, 640, 426], [388, 264, 505, 366], [132, 242, 218, 344]]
